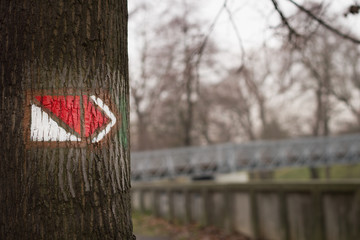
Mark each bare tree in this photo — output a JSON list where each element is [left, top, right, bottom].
[[214, 70, 257, 141], [213, 46, 291, 143], [130, 1, 221, 149], [279, 17, 359, 178], [330, 41, 360, 130], [128, 0, 360, 152]]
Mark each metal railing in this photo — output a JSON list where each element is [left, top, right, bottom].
[[131, 134, 360, 180]]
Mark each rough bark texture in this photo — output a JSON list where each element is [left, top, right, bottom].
[[0, 1, 133, 239]]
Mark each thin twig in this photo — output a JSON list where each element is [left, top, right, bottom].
[[193, 0, 228, 94], [224, 3, 246, 70], [194, 0, 227, 59]]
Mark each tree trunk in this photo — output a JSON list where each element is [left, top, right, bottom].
[[0, 1, 134, 239]]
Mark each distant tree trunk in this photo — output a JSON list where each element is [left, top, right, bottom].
[[310, 87, 322, 179], [183, 42, 194, 147], [131, 35, 150, 151], [132, 87, 149, 150], [180, 13, 195, 147], [0, 1, 134, 239], [310, 167, 319, 179]]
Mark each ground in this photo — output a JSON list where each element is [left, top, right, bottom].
[[132, 212, 250, 240]]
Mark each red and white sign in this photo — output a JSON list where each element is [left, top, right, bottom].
[[25, 92, 118, 146]]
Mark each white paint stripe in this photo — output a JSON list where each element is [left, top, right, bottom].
[[90, 95, 117, 143], [30, 104, 81, 142]]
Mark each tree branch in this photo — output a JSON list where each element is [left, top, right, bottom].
[[286, 0, 360, 44], [270, 0, 301, 41]]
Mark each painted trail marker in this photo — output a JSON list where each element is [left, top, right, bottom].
[[25, 91, 118, 147]]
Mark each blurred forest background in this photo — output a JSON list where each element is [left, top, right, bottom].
[[128, 0, 360, 152]]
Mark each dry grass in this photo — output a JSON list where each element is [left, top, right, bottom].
[[133, 211, 250, 240]]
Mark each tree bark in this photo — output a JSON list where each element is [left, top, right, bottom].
[[0, 1, 133, 239]]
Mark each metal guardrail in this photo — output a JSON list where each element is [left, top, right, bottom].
[[131, 134, 360, 180]]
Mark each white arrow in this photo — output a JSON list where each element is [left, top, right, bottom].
[[90, 95, 117, 143]]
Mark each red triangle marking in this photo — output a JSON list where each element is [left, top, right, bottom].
[[35, 95, 81, 135], [83, 95, 110, 137]]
